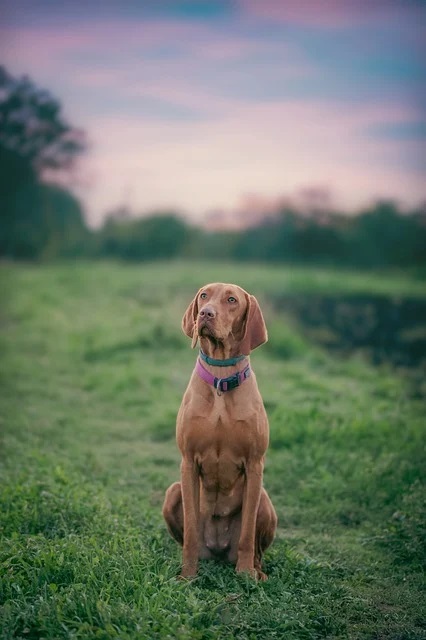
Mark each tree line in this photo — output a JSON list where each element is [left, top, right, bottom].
[[93, 202, 426, 268], [1, 66, 425, 267]]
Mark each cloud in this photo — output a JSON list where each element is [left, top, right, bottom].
[[77, 96, 425, 225], [1, 5, 424, 225], [238, 0, 426, 28], [0, 19, 315, 123]]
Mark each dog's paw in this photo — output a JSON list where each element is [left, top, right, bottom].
[[255, 569, 268, 581], [236, 564, 257, 580], [179, 563, 198, 580], [177, 573, 195, 581], [236, 563, 268, 581]]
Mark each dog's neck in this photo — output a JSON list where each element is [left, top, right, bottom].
[[199, 348, 246, 368], [198, 336, 245, 362]]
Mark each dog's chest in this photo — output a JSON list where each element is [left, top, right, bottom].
[[185, 413, 257, 494], [197, 446, 244, 495], [177, 386, 268, 461], [184, 407, 256, 456]]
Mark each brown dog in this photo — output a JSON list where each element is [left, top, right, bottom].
[[163, 283, 277, 580]]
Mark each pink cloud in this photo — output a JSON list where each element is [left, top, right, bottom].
[[78, 97, 425, 226], [1, 11, 424, 226], [0, 20, 315, 129], [0, 19, 265, 73]]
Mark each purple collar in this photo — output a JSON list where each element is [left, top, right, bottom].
[[195, 358, 251, 395]]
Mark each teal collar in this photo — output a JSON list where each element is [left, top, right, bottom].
[[199, 350, 247, 367]]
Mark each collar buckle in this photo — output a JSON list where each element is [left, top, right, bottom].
[[214, 365, 251, 393], [195, 359, 251, 394]]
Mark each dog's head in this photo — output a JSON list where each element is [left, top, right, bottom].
[[182, 282, 267, 355]]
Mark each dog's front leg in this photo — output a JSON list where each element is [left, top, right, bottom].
[[180, 457, 200, 578], [236, 459, 263, 577]]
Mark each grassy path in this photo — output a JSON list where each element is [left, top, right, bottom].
[[0, 262, 425, 639]]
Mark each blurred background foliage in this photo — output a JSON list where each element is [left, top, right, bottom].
[[1, 66, 425, 267]]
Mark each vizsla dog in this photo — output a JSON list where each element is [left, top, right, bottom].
[[163, 283, 277, 580]]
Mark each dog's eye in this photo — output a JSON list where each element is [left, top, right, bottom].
[[228, 296, 237, 303], [200, 292, 207, 299]]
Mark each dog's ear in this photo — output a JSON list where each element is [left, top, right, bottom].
[[181, 289, 201, 348], [239, 294, 268, 355]]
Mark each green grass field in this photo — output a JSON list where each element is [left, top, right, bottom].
[[1, 261, 425, 640]]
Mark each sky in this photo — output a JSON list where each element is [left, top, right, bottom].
[[1, 0, 425, 227]]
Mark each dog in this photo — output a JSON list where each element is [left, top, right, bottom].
[[163, 282, 277, 580]]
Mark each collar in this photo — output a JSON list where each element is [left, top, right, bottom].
[[199, 349, 247, 367], [195, 358, 251, 395]]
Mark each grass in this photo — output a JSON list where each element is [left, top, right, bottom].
[[0, 260, 425, 640]]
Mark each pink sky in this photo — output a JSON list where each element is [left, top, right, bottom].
[[1, 0, 425, 226]]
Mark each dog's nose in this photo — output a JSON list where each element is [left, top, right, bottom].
[[199, 306, 216, 319]]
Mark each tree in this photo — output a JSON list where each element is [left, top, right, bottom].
[[97, 212, 193, 261], [0, 66, 85, 178], [0, 66, 87, 258]]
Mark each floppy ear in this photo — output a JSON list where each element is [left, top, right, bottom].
[[239, 294, 268, 355], [181, 289, 201, 349]]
